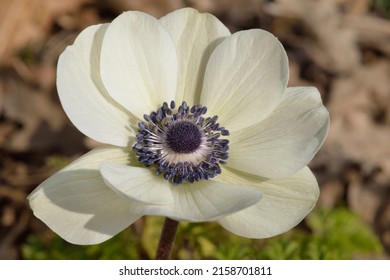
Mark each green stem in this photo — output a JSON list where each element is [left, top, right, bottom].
[[155, 218, 179, 260]]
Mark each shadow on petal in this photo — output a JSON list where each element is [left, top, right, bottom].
[[29, 168, 143, 244]]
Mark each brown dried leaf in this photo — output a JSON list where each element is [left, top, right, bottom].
[[265, 0, 361, 74], [2, 75, 66, 151], [325, 61, 390, 173], [0, 0, 51, 64], [107, 0, 184, 18]]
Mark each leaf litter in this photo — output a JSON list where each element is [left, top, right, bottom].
[[1, 0, 389, 259]]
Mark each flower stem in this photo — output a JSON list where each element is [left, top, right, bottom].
[[155, 218, 179, 260]]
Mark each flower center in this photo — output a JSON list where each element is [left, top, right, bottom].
[[133, 101, 230, 185], [165, 120, 202, 153]]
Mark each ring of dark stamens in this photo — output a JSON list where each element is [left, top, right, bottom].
[[133, 101, 230, 185]]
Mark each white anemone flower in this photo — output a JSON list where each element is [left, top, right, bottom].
[[28, 8, 329, 245]]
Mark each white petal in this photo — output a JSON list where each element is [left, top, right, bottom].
[[144, 181, 262, 222], [229, 86, 329, 178], [160, 8, 230, 105], [100, 11, 178, 119], [200, 29, 288, 132], [100, 162, 174, 204], [28, 146, 144, 245], [217, 166, 319, 238], [57, 24, 136, 147]]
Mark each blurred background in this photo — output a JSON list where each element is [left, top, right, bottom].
[[1, 0, 390, 260]]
